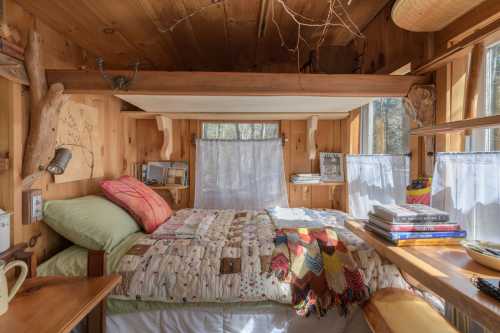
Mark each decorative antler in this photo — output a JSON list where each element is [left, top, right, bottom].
[[96, 57, 140, 90]]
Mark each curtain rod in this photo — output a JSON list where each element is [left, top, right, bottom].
[[191, 134, 288, 146]]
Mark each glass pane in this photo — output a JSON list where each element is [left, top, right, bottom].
[[363, 98, 409, 154], [202, 123, 219, 139], [218, 123, 237, 140], [263, 123, 279, 139], [488, 43, 500, 151], [238, 123, 253, 140], [202, 122, 279, 140], [253, 123, 263, 139]]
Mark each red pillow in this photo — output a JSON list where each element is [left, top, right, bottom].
[[100, 176, 172, 233]]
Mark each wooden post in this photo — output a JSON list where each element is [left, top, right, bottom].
[[307, 115, 318, 160], [21, 30, 69, 183], [464, 43, 485, 136], [87, 250, 106, 333]]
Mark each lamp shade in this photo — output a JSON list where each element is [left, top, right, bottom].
[[47, 148, 72, 175]]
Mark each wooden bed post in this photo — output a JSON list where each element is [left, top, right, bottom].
[[86, 250, 107, 333]]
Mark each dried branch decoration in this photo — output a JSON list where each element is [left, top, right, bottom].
[[165, 0, 364, 72]]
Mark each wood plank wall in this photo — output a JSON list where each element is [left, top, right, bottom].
[[0, 85, 131, 260], [134, 118, 356, 212], [350, 1, 431, 74], [0, 1, 129, 260]]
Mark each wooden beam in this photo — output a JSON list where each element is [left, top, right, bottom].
[[413, 17, 500, 75], [46, 70, 428, 97], [121, 111, 350, 120], [410, 114, 500, 136], [435, 0, 500, 51], [464, 43, 485, 121]]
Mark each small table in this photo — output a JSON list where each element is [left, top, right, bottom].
[[346, 220, 500, 332], [0, 274, 121, 333]]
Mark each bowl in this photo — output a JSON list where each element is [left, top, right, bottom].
[[462, 240, 500, 271]]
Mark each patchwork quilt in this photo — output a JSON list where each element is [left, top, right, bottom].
[[111, 208, 439, 317]]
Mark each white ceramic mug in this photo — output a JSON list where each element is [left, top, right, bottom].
[[0, 259, 28, 315]]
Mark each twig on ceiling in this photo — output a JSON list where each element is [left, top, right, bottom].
[[165, 1, 223, 33], [164, 0, 364, 73], [271, 0, 364, 72]]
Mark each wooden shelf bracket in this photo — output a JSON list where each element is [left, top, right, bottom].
[[155, 115, 173, 161]]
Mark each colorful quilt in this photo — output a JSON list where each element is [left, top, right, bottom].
[[112, 209, 291, 304], [111, 208, 440, 317]]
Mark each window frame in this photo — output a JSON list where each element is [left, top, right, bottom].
[[200, 120, 281, 141], [359, 98, 410, 155], [469, 35, 500, 152]]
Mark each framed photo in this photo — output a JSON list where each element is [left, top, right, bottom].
[[319, 152, 344, 182], [146, 161, 188, 186]]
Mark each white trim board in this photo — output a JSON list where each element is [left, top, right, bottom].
[[116, 95, 375, 115]]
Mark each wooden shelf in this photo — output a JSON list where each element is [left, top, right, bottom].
[[148, 184, 188, 190], [345, 220, 500, 332], [410, 114, 500, 136], [289, 181, 345, 186]]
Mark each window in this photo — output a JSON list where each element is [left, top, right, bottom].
[[471, 42, 500, 151], [360, 98, 410, 154], [201, 122, 279, 140]]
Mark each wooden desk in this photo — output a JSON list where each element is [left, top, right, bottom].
[[346, 220, 500, 332], [0, 275, 121, 333]]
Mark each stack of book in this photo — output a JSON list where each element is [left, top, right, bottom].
[[290, 173, 321, 184], [365, 204, 466, 246]]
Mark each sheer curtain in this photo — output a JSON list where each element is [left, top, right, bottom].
[[432, 152, 500, 242], [195, 139, 288, 210], [346, 155, 410, 219]]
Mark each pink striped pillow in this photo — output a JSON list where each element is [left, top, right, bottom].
[[100, 176, 172, 233]]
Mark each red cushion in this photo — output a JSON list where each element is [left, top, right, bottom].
[[100, 176, 172, 233]]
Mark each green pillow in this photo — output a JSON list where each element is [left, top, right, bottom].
[[43, 195, 140, 253]]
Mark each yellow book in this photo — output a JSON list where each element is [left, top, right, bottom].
[[393, 238, 464, 247]]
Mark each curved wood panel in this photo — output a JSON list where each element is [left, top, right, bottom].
[[392, 0, 487, 32]]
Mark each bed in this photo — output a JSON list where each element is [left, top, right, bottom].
[[38, 196, 442, 333]]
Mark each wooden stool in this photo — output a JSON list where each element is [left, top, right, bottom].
[[363, 288, 459, 333]]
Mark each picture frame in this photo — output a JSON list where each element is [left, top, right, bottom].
[[319, 152, 344, 182]]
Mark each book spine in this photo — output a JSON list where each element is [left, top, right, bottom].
[[393, 238, 464, 246], [390, 230, 466, 240], [387, 224, 460, 232], [387, 215, 449, 223]]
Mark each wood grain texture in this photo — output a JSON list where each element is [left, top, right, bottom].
[[46, 70, 428, 96], [410, 114, 500, 136], [363, 288, 459, 333], [135, 118, 349, 210], [435, 0, 500, 52], [413, 16, 500, 75], [346, 220, 500, 333], [350, 1, 430, 74], [0, 275, 121, 333], [13, 0, 390, 71]]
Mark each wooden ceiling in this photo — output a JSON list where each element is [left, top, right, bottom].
[[14, 0, 390, 71]]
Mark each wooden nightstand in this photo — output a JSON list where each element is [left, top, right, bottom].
[[0, 274, 121, 333]]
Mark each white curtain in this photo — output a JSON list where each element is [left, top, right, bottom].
[[195, 139, 288, 210], [432, 152, 500, 242], [346, 155, 410, 219]]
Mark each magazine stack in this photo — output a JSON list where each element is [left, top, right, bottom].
[[365, 204, 466, 246]]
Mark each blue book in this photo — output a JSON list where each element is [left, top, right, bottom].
[[365, 222, 466, 240]]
